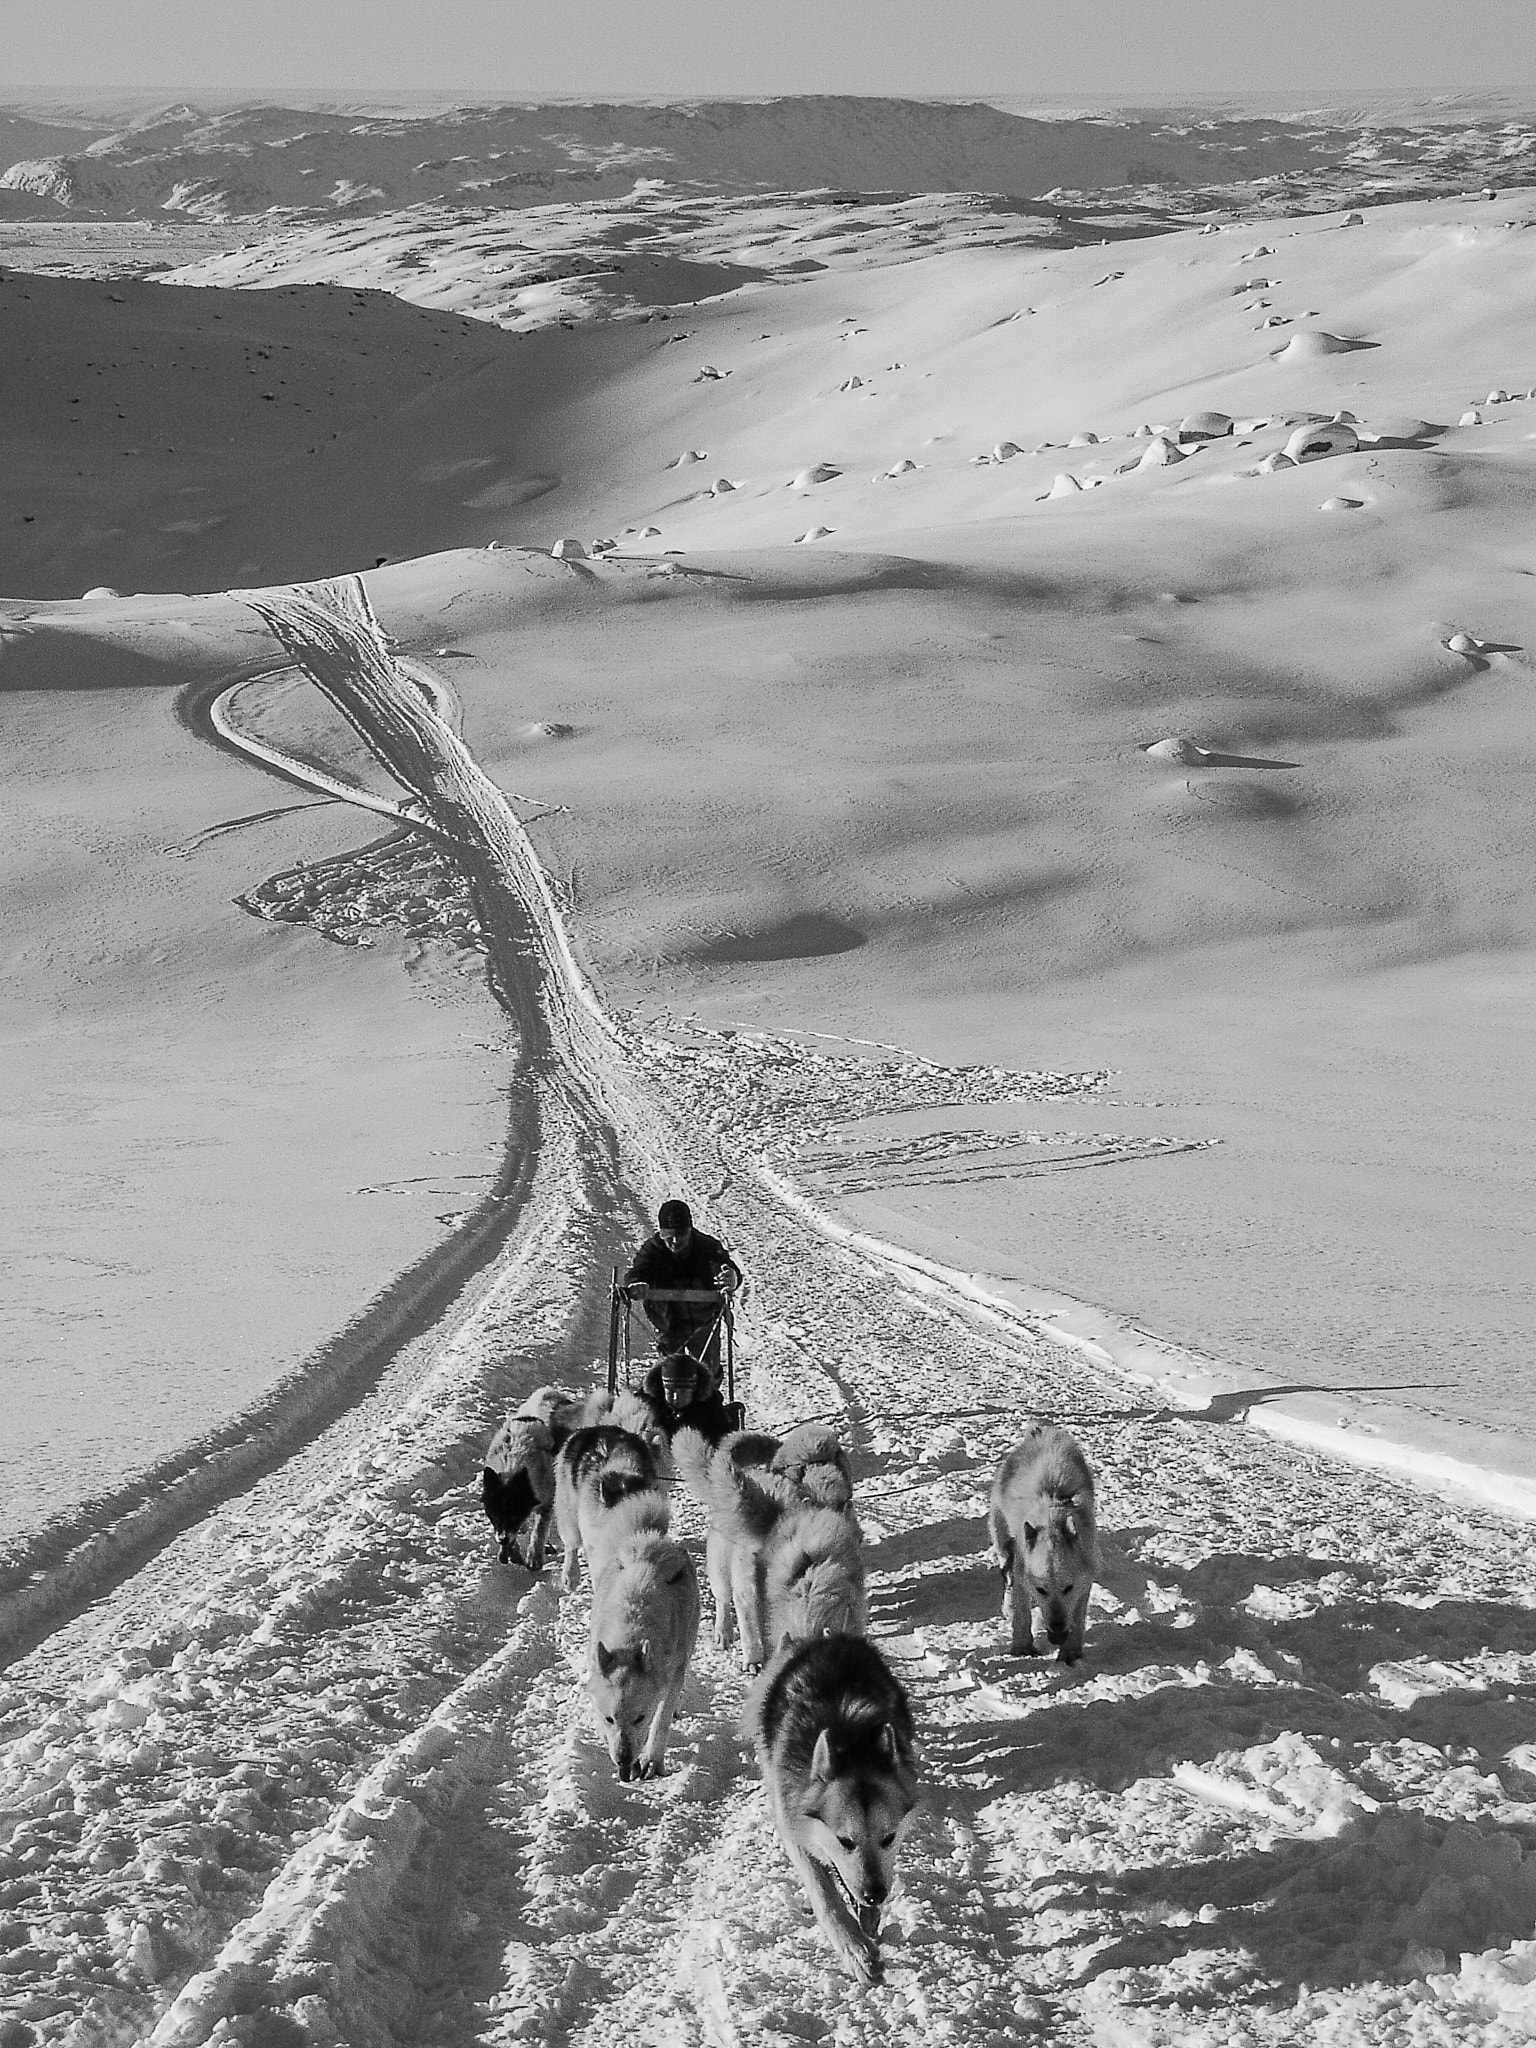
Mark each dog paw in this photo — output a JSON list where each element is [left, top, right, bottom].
[[843, 1937, 882, 1987]]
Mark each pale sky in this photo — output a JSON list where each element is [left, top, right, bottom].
[[9, 0, 1536, 101]]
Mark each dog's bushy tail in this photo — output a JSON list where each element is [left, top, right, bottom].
[[726, 1431, 783, 1474], [672, 1425, 717, 1506], [603, 1486, 672, 1547], [484, 1413, 553, 1476], [777, 1557, 868, 1645], [772, 1422, 850, 1483], [608, 1525, 694, 1591], [796, 1461, 855, 1515], [609, 1389, 674, 1475], [713, 1458, 798, 1546], [769, 1505, 868, 1646], [516, 1384, 583, 1433]]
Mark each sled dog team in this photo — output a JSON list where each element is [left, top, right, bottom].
[[482, 1385, 1099, 1984]]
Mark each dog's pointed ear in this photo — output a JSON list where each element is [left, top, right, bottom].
[[596, 1641, 618, 1678], [875, 1721, 898, 1766], [1023, 1521, 1039, 1548], [810, 1728, 836, 1783]]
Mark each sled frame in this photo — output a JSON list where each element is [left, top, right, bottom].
[[608, 1270, 739, 1420]]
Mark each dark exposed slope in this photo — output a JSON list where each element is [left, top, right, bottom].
[[0, 269, 653, 597]]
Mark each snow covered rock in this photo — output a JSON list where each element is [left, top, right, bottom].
[[1283, 421, 1360, 463]]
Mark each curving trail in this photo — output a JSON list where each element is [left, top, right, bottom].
[[2, 579, 1535, 2048], [0, 626, 526, 1664]]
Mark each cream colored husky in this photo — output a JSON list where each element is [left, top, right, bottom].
[[675, 1424, 858, 1669], [587, 1529, 700, 1781], [553, 1422, 667, 1591], [766, 1505, 868, 1649], [988, 1423, 1099, 1662]]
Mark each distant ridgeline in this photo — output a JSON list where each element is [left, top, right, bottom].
[[0, 96, 1532, 225]]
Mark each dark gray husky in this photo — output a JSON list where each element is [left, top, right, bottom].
[[745, 1635, 918, 1986]]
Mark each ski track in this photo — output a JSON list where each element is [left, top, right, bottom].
[[3, 580, 1536, 2046]]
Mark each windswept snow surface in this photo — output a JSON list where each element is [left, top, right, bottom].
[[4, 583, 1536, 2047]]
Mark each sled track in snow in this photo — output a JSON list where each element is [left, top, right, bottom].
[[0, 581, 638, 1667], [11, 577, 1536, 2048], [0, 619, 549, 1666]]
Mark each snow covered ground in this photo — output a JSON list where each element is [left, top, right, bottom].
[[2, 581, 1535, 2047], [3, 164, 1536, 2046]]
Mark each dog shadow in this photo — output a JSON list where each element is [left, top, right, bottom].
[[866, 1511, 991, 1574], [917, 1589, 1536, 1998], [873, 1554, 1002, 1637], [1101, 1529, 1381, 1610]]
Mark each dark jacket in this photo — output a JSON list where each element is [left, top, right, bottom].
[[624, 1229, 741, 1295], [638, 1358, 736, 1445]]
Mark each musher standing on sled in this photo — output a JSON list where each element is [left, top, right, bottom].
[[623, 1199, 741, 1365]]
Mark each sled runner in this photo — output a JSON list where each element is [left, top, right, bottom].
[[607, 1273, 744, 1429]]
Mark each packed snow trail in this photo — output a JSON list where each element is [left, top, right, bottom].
[[2, 580, 1536, 2047], [0, 639, 505, 1661]]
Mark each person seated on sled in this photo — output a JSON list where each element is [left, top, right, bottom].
[[639, 1350, 735, 1445], [623, 1198, 741, 1365]]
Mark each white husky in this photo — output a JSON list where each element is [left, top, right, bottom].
[[766, 1505, 868, 1649], [676, 1424, 859, 1669], [988, 1424, 1099, 1662], [588, 1529, 700, 1781]]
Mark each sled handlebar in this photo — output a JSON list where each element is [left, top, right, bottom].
[[619, 1285, 732, 1302]]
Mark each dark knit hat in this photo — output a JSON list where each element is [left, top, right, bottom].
[[658, 1199, 693, 1230]]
